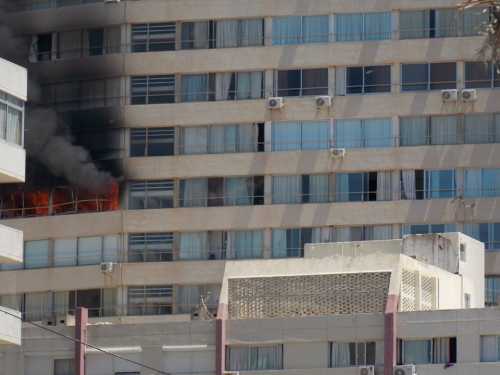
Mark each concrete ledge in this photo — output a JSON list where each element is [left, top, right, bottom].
[[0, 141, 25, 183], [0, 306, 21, 346], [0, 224, 22, 264]]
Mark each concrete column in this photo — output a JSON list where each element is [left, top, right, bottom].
[[457, 61, 465, 90], [392, 63, 401, 94], [391, 170, 401, 201], [392, 11, 399, 40], [175, 21, 183, 50], [393, 224, 401, 239], [215, 304, 228, 375], [121, 23, 129, 53], [264, 121, 272, 152], [264, 17, 273, 46], [384, 295, 398, 375], [392, 116, 399, 147], [264, 175, 273, 205], [328, 67, 336, 97], [263, 228, 272, 259], [329, 15, 335, 42], [265, 69, 274, 97], [75, 307, 88, 375]]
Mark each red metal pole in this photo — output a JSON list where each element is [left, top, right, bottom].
[[75, 307, 88, 375]]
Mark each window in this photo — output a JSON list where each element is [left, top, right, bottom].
[[272, 121, 330, 151], [51, 235, 119, 267], [127, 285, 172, 315], [343, 65, 391, 94], [336, 12, 391, 41], [401, 63, 457, 91], [226, 345, 283, 371], [402, 224, 456, 236], [334, 225, 393, 242], [128, 233, 173, 262], [465, 62, 500, 88], [400, 170, 455, 200], [273, 15, 329, 45], [399, 116, 459, 146], [128, 180, 174, 209], [272, 227, 332, 258], [330, 342, 376, 367], [175, 284, 220, 314], [272, 174, 331, 204], [485, 276, 500, 306], [465, 113, 500, 144], [276, 68, 329, 97], [464, 168, 500, 197], [35, 33, 53, 61], [400, 8, 488, 39], [130, 128, 175, 157], [130, 75, 175, 105], [481, 336, 500, 362], [334, 118, 393, 148], [88, 28, 104, 56], [181, 19, 264, 49], [68, 289, 107, 317], [179, 176, 264, 207], [335, 171, 392, 202], [398, 338, 456, 364], [131, 23, 176, 52], [180, 123, 264, 154], [24, 240, 50, 269], [0, 89, 24, 145], [54, 359, 74, 375], [465, 223, 500, 252], [181, 72, 264, 102]]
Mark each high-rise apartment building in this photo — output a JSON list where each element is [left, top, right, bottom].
[[1, 0, 500, 374], [0, 56, 26, 346]]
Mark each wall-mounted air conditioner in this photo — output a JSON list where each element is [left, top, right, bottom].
[[461, 88, 477, 102], [267, 97, 284, 109], [441, 89, 458, 102], [100, 262, 114, 273], [330, 147, 346, 159], [359, 365, 375, 375], [315, 95, 332, 108], [394, 365, 416, 375]]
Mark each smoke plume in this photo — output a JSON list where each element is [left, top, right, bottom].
[[0, 0, 115, 193]]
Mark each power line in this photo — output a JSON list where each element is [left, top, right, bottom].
[[0, 307, 170, 375]]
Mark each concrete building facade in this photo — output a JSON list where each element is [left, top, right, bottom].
[[1, 0, 500, 374]]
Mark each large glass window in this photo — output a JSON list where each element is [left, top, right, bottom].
[[334, 118, 392, 148], [402, 63, 456, 91], [272, 121, 330, 151], [0, 90, 24, 146], [345, 65, 391, 94], [128, 180, 174, 209], [485, 276, 500, 306], [272, 174, 331, 204], [481, 336, 500, 362], [272, 227, 332, 258], [336, 12, 391, 41], [68, 289, 111, 317], [334, 225, 393, 242], [465, 62, 500, 88], [335, 171, 392, 202], [330, 342, 377, 367], [465, 223, 500, 252], [131, 23, 176, 52], [276, 68, 328, 97], [180, 123, 263, 154], [464, 168, 500, 197], [400, 116, 459, 146], [402, 224, 456, 236], [181, 19, 264, 49], [128, 233, 173, 262], [227, 345, 283, 371], [24, 240, 50, 269], [273, 15, 329, 45], [130, 128, 175, 157], [399, 338, 456, 365], [400, 170, 455, 200], [175, 284, 220, 314], [131, 75, 175, 104], [180, 176, 264, 207], [127, 285, 172, 316]]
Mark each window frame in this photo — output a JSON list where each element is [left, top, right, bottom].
[[131, 22, 176, 53], [128, 180, 174, 210], [275, 68, 329, 97], [130, 75, 176, 105], [129, 127, 176, 157], [401, 62, 457, 91], [345, 65, 391, 94]]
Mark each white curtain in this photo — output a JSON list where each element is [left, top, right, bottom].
[[334, 227, 352, 242], [238, 124, 256, 152], [272, 16, 302, 45], [401, 170, 416, 200], [272, 121, 301, 151], [103, 235, 119, 263], [364, 118, 392, 148], [24, 240, 50, 269], [216, 20, 238, 48], [240, 19, 264, 46], [431, 115, 458, 145], [400, 10, 429, 39], [228, 345, 282, 370], [181, 178, 208, 207], [225, 177, 252, 206], [372, 225, 393, 240], [209, 125, 227, 153], [236, 72, 262, 99], [271, 229, 288, 258], [433, 338, 450, 364], [481, 336, 499, 362], [303, 15, 329, 43], [54, 238, 77, 267], [465, 114, 492, 144], [435, 9, 458, 38], [6, 107, 22, 145], [376, 172, 392, 201], [25, 292, 51, 321], [336, 14, 363, 41], [464, 169, 482, 198], [364, 12, 392, 40], [193, 21, 209, 49], [230, 230, 263, 259], [216, 72, 233, 101], [176, 285, 201, 313], [400, 117, 428, 146], [309, 174, 330, 203], [0, 103, 6, 140], [179, 232, 208, 260], [78, 236, 102, 265], [302, 121, 330, 150], [182, 74, 208, 102], [331, 343, 351, 367], [334, 119, 362, 148], [272, 175, 301, 204], [182, 127, 208, 154], [403, 340, 432, 364], [53, 291, 69, 315]]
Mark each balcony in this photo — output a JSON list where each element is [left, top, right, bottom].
[[0, 306, 21, 345], [0, 140, 25, 183], [0, 224, 22, 264]]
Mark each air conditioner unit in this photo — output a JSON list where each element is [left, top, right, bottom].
[[394, 365, 416, 375], [359, 365, 375, 375], [100, 262, 114, 273], [104, 0, 121, 3], [461, 88, 478, 102], [267, 97, 284, 109], [330, 147, 346, 159], [315, 95, 332, 108], [223, 372, 240, 375], [441, 89, 458, 102]]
